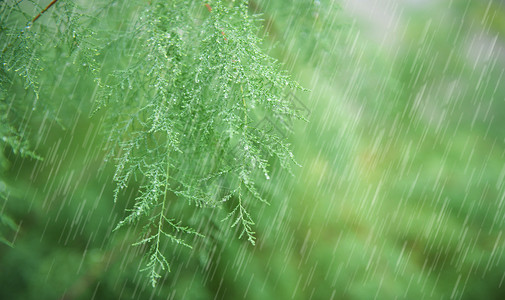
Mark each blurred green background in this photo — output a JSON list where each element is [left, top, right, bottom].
[[2, 0, 505, 299]]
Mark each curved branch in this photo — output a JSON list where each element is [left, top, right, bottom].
[[32, 0, 59, 24]]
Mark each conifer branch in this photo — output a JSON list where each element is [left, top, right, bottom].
[[94, 0, 303, 285]]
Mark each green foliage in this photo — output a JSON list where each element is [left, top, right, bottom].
[[0, 4, 41, 162], [3, 0, 504, 299], [0, 0, 99, 159], [0, 0, 104, 251], [1, 0, 301, 287], [94, 0, 301, 285]]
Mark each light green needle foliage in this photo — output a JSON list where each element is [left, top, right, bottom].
[[0, 0, 80, 259], [1, 0, 98, 160], [0, 0, 302, 287], [94, 0, 302, 286], [0, 0, 93, 245], [1, 4, 42, 162]]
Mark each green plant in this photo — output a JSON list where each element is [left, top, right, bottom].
[[1, 0, 302, 286]]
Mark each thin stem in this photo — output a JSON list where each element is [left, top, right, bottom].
[[32, 0, 59, 24], [241, 85, 247, 131], [155, 150, 171, 270]]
